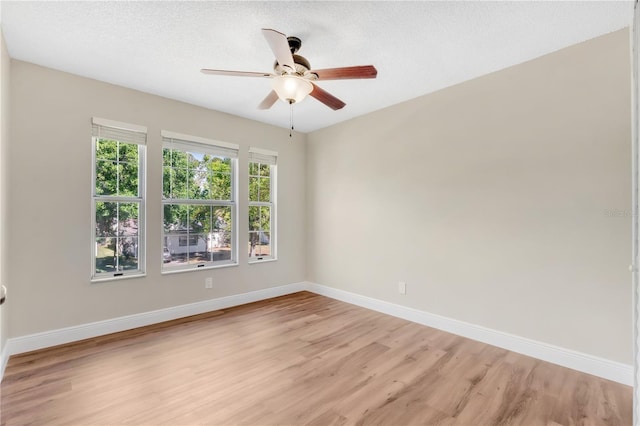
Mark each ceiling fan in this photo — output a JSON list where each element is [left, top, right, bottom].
[[201, 29, 377, 111]]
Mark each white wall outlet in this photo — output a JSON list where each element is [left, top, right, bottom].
[[398, 281, 406, 295], [205, 277, 213, 289]]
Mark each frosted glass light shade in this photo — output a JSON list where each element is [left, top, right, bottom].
[[271, 75, 313, 104]]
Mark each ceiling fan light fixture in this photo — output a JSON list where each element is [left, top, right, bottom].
[[272, 75, 313, 104]]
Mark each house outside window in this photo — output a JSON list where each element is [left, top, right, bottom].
[[91, 118, 147, 281], [248, 147, 277, 262], [162, 131, 238, 272]]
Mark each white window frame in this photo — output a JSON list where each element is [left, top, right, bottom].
[[91, 117, 147, 281], [248, 147, 277, 263], [161, 130, 239, 273]]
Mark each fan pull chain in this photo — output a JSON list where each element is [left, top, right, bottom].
[[289, 100, 294, 138]]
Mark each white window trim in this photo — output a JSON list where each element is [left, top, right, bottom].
[[93, 117, 147, 134], [161, 130, 238, 151], [248, 147, 277, 165], [248, 148, 277, 263], [91, 118, 147, 282], [161, 131, 239, 272]]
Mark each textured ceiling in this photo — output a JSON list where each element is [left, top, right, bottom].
[[0, 1, 634, 133]]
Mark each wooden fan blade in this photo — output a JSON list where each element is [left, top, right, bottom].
[[201, 69, 273, 78], [261, 28, 296, 72], [312, 65, 378, 80], [258, 90, 279, 110], [309, 84, 346, 110]]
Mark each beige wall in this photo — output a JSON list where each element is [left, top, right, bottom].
[[8, 61, 306, 337], [0, 30, 9, 355], [307, 29, 632, 364]]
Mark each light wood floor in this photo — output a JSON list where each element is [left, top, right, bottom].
[[1, 292, 632, 425]]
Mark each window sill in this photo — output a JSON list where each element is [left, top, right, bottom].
[[248, 257, 277, 265], [91, 273, 147, 283], [161, 261, 238, 275]]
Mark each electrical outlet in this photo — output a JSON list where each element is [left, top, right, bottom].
[[398, 281, 406, 295], [205, 277, 213, 289]]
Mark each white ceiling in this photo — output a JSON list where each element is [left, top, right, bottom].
[[0, 1, 634, 133]]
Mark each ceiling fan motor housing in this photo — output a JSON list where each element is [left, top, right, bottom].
[[274, 54, 313, 76]]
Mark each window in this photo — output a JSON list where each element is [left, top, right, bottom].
[[162, 131, 238, 271], [91, 118, 146, 280], [178, 235, 199, 247], [248, 147, 277, 262]]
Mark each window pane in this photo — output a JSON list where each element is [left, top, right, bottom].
[[210, 172, 231, 200], [95, 201, 117, 237], [209, 156, 231, 173], [164, 150, 232, 202], [187, 152, 201, 169], [259, 163, 270, 177], [249, 177, 259, 201], [96, 139, 117, 161], [172, 168, 188, 199], [190, 204, 210, 235], [260, 206, 271, 232], [249, 232, 271, 257], [208, 157, 232, 201], [163, 166, 172, 199], [118, 142, 139, 163], [164, 204, 189, 231], [119, 237, 139, 271], [249, 162, 259, 176], [259, 177, 270, 202], [171, 150, 188, 168], [95, 140, 139, 197], [249, 204, 271, 259], [188, 234, 208, 265], [95, 237, 117, 273], [96, 202, 139, 237], [249, 206, 260, 231], [95, 159, 117, 196], [258, 232, 271, 256], [118, 162, 138, 197], [197, 206, 214, 260], [163, 148, 172, 167], [249, 232, 258, 257], [189, 168, 207, 200], [163, 203, 232, 267], [188, 205, 211, 263], [212, 206, 232, 262], [118, 203, 139, 236], [163, 204, 189, 266]]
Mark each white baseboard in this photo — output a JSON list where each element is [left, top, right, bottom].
[[306, 282, 633, 386], [5, 282, 306, 359], [2, 280, 633, 387]]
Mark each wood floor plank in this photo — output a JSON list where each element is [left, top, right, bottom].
[[0, 291, 632, 425]]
